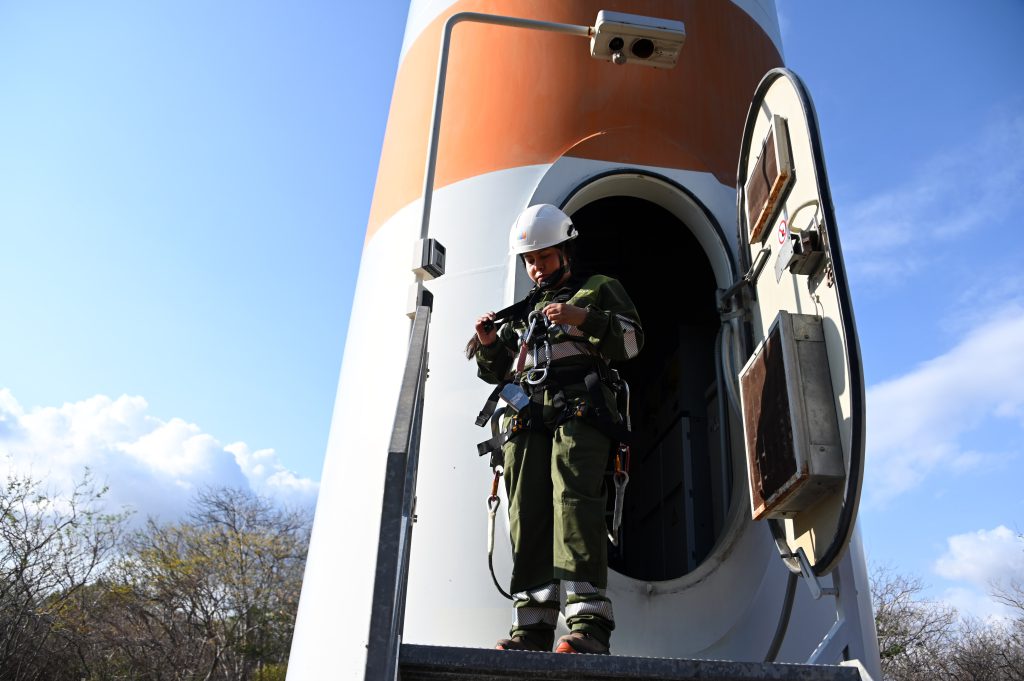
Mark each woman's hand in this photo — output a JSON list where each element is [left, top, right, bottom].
[[542, 303, 587, 327], [475, 312, 498, 346]]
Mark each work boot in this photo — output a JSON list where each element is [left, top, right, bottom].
[[554, 631, 610, 655], [495, 631, 553, 652]]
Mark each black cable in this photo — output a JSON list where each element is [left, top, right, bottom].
[[764, 571, 799, 662], [488, 553, 513, 601]]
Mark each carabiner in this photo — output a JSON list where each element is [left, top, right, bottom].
[[522, 311, 543, 345], [606, 469, 630, 546], [522, 312, 551, 386], [525, 343, 549, 385], [525, 368, 547, 385]]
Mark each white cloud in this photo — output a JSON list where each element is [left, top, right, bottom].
[[934, 526, 1024, 620], [0, 389, 317, 521], [935, 526, 1024, 586], [865, 308, 1024, 503], [842, 112, 1024, 285], [940, 585, 1010, 622], [226, 441, 319, 497]]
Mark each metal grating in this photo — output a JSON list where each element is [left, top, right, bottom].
[[739, 312, 844, 522], [740, 322, 798, 518], [399, 644, 863, 681], [744, 115, 793, 244]]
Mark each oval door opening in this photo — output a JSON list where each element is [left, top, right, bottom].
[[569, 195, 728, 581]]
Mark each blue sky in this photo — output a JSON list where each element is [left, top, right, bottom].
[[2, 1, 1022, 619]]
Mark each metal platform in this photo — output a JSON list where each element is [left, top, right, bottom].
[[399, 644, 863, 681]]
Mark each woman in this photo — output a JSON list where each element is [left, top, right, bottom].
[[472, 203, 643, 655]]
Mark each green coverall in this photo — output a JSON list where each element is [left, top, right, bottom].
[[476, 274, 643, 647]]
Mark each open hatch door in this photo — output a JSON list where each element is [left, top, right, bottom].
[[732, 68, 865, 576]]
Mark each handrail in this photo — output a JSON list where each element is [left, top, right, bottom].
[[419, 11, 592, 241], [365, 306, 431, 681]]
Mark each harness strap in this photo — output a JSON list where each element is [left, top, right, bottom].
[[476, 431, 511, 459], [476, 411, 532, 462], [475, 383, 505, 427], [479, 369, 634, 454], [554, 401, 635, 446], [576, 371, 635, 446], [483, 274, 585, 331]]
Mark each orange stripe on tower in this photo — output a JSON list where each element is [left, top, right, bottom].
[[366, 0, 782, 241]]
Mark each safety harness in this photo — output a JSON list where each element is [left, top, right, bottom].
[[473, 282, 634, 598]]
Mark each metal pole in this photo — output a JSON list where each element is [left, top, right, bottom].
[[419, 12, 592, 241], [364, 308, 431, 681]]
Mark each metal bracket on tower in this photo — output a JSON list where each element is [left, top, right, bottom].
[[789, 547, 837, 601], [790, 548, 876, 677], [406, 282, 435, 319]]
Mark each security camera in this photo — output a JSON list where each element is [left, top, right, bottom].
[[590, 11, 686, 69]]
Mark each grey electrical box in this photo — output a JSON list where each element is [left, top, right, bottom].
[[774, 226, 826, 282], [739, 311, 845, 520], [412, 238, 446, 280], [590, 11, 686, 69]]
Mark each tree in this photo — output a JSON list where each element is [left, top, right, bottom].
[[92, 487, 311, 681], [871, 563, 957, 681], [0, 470, 127, 681], [1, 477, 310, 680], [943, 616, 1024, 681], [871, 556, 1024, 681]]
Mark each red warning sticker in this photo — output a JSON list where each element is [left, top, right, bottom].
[[777, 218, 788, 245]]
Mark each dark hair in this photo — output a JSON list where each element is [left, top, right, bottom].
[[559, 239, 576, 268], [465, 334, 482, 360]]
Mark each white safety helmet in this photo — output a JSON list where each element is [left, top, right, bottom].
[[508, 204, 577, 256]]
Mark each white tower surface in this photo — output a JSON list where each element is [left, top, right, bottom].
[[288, 1, 881, 678]]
